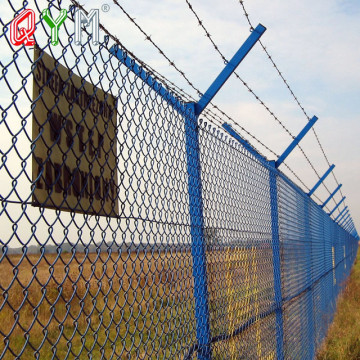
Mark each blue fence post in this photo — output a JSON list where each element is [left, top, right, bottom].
[[339, 215, 351, 229], [184, 102, 212, 360], [268, 161, 284, 360], [109, 46, 213, 357], [195, 24, 266, 115], [321, 211, 328, 342], [304, 197, 315, 359], [338, 212, 350, 226], [181, 26, 266, 358], [321, 184, 342, 208], [275, 116, 318, 168], [308, 164, 335, 197], [329, 196, 346, 217], [334, 206, 348, 222]]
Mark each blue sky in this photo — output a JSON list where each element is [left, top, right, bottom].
[[96, 0, 360, 231], [2, 0, 359, 235]]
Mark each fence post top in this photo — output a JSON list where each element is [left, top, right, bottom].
[[269, 160, 276, 168]]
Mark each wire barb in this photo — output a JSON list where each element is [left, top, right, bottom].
[[238, 0, 347, 212], [184, 0, 330, 205]]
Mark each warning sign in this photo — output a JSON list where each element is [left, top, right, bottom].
[[32, 47, 118, 217]]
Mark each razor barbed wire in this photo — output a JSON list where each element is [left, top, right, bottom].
[[183, 0, 332, 204], [69, 1, 275, 161], [110, 0, 324, 198], [72, 0, 325, 204], [238, 0, 347, 212]]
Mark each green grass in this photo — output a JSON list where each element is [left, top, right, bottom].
[[317, 251, 360, 360]]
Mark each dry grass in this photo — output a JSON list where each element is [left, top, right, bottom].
[[0, 251, 196, 359], [0, 246, 279, 359], [317, 252, 360, 360]]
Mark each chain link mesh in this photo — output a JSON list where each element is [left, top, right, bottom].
[[0, 1, 358, 359]]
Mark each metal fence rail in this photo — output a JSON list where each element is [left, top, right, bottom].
[[0, 1, 358, 359]]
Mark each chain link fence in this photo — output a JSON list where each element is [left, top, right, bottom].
[[0, 1, 358, 359]]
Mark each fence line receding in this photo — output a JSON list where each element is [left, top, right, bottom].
[[0, 1, 358, 359]]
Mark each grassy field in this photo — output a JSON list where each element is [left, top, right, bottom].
[[0, 246, 276, 359], [3, 245, 356, 360], [0, 251, 197, 359], [317, 252, 360, 360]]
